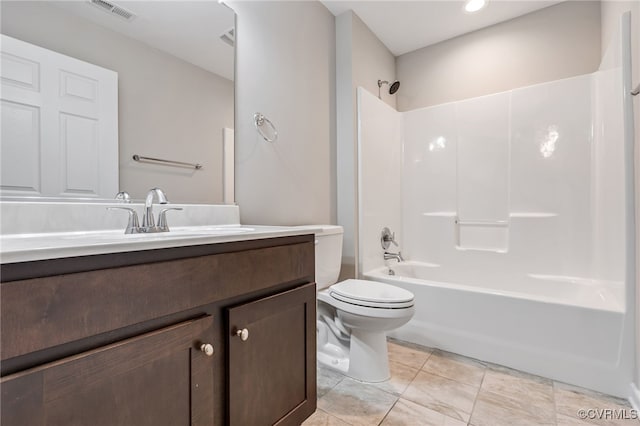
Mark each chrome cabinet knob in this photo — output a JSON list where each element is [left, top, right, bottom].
[[236, 328, 249, 341], [200, 343, 214, 356]]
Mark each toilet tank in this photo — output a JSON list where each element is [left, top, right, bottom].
[[295, 225, 343, 290]]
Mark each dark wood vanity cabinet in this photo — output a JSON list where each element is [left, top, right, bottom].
[[228, 283, 316, 425], [0, 235, 316, 426]]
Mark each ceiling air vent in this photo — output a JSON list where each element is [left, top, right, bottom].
[[88, 0, 136, 21], [220, 28, 235, 47]]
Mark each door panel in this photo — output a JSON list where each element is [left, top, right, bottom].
[[1, 51, 40, 91], [59, 70, 98, 103], [59, 112, 99, 195], [0, 100, 41, 193]]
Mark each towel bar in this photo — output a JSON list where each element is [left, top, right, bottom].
[[132, 154, 202, 170]]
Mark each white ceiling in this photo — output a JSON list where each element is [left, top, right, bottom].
[[321, 0, 564, 56], [53, 1, 235, 81], [50, 1, 565, 79]]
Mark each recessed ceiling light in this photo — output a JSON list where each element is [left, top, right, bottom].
[[464, 0, 487, 13]]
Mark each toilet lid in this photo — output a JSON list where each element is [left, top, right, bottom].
[[329, 279, 414, 307]]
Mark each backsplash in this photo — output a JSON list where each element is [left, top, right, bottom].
[[0, 201, 240, 235]]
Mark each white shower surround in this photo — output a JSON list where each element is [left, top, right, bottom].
[[357, 15, 634, 397]]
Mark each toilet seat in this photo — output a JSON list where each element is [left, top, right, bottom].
[[330, 292, 414, 309], [318, 289, 414, 320], [329, 279, 414, 309]]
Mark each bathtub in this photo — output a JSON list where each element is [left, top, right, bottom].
[[364, 261, 630, 396]]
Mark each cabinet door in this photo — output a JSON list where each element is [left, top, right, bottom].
[[1, 316, 214, 426], [227, 282, 317, 426]]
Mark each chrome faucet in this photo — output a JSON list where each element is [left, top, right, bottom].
[[381, 227, 403, 262], [384, 251, 404, 262], [142, 187, 168, 230], [108, 187, 181, 234]]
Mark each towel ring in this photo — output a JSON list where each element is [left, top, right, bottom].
[[254, 112, 278, 142]]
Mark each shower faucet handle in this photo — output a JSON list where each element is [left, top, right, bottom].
[[381, 227, 398, 250]]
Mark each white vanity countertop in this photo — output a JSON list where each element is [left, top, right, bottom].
[[0, 225, 319, 264]]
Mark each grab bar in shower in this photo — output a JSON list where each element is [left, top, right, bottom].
[[132, 155, 203, 170], [455, 219, 508, 227]]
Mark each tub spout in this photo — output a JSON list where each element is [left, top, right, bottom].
[[384, 251, 404, 262]]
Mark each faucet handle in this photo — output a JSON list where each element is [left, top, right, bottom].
[[107, 207, 140, 234], [381, 227, 399, 249], [157, 207, 183, 232], [114, 191, 131, 203]]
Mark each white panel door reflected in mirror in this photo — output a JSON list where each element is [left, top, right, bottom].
[[1, 34, 119, 199]]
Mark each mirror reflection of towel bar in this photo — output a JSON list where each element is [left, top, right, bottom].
[[132, 154, 202, 170], [455, 219, 508, 227]]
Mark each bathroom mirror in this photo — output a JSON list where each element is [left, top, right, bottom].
[[0, 1, 234, 204]]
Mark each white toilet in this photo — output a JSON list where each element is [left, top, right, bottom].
[[309, 225, 415, 383]]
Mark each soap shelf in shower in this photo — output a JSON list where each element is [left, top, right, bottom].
[[454, 219, 508, 227], [422, 212, 456, 217], [421, 212, 557, 219], [454, 216, 509, 252], [509, 212, 557, 218]]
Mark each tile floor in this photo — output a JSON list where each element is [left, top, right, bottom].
[[303, 339, 637, 426]]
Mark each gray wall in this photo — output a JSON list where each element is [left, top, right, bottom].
[[1, 1, 234, 204], [336, 12, 357, 277], [336, 11, 396, 278], [352, 13, 397, 110], [231, 1, 336, 226], [396, 1, 602, 111]]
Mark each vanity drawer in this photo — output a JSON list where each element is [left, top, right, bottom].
[[1, 239, 314, 361]]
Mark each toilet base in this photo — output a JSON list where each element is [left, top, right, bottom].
[[316, 289, 414, 384], [347, 330, 390, 382], [317, 329, 391, 383], [317, 344, 349, 375]]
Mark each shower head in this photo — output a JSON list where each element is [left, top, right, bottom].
[[377, 79, 401, 98]]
